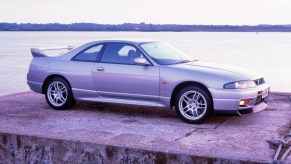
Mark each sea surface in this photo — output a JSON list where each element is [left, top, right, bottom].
[[0, 32, 290, 96]]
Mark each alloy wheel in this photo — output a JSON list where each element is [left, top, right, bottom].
[[47, 81, 68, 107], [178, 90, 207, 120]]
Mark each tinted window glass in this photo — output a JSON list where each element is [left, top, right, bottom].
[[118, 45, 136, 56], [74, 44, 103, 62], [140, 42, 192, 65], [101, 43, 144, 65]]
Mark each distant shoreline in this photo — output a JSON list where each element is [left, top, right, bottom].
[[1, 22, 291, 32], [0, 30, 291, 34]]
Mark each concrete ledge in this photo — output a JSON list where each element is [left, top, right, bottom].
[[0, 132, 247, 163], [0, 91, 290, 163]]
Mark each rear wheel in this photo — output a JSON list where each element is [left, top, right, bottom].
[[175, 86, 212, 124], [45, 77, 75, 110]]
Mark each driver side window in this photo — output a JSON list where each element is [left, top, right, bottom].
[[101, 43, 145, 65]]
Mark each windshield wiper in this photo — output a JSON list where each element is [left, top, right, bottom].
[[175, 60, 192, 64]]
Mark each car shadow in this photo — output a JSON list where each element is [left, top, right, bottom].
[[70, 101, 236, 125]]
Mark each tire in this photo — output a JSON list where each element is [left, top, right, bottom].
[[175, 85, 212, 124], [45, 77, 75, 110]]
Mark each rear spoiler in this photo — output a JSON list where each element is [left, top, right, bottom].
[[30, 46, 74, 57]]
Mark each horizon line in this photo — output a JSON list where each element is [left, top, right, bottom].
[[1, 22, 291, 26]]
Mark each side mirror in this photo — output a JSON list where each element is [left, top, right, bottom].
[[133, 57, 150, 65]]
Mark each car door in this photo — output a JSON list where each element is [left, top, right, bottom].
[[92, 43, 160, 103]]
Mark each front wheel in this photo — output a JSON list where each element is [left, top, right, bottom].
[[45, 77, 75, 110], [175, 86, 212, 124]]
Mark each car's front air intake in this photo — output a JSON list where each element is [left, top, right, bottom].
[[254, 78, 265, 86]]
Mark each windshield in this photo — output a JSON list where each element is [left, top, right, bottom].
[[140, 42, 192, 65]]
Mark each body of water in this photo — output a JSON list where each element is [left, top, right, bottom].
[[0, 32, 290, 96]]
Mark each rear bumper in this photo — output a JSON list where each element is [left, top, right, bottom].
[[27, 81, 43, 94], [209, 83, 270, 115]]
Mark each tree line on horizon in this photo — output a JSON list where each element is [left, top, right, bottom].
[[0, 22, 291, 32]]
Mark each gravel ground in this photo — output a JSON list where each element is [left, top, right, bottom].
[[0, 91, 290, 163]]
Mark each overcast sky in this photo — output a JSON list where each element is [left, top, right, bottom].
[[1, 0, 291, 25]]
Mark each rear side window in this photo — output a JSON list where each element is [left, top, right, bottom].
[[73, 44, 103, 62]]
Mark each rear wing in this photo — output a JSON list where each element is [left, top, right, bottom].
[[30, 46, 74, 57]]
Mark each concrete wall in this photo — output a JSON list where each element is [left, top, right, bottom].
[[0, 132, 253, 164]]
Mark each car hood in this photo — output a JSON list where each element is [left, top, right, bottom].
[[174, 61, 262, 80]]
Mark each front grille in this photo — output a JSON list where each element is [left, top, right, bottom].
[[254, 78, 265, 86]]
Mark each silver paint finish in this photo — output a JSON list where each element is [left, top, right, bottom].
[[92, 63, 159, 101], [27, 39, 270, 114]]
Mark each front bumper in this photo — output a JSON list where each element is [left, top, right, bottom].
[[209, 83, 270, 115]]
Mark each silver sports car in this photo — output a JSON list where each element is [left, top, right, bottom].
[[27, 39, 270, 124]]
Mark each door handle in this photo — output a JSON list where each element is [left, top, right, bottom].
[[96, 67, 105, 71]]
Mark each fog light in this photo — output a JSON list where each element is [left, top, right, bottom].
[[239, 100, 249, 106]]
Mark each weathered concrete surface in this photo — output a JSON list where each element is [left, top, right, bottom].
[[0, 91, 290, 163]]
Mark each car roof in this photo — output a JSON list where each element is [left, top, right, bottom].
[[89, 39, 160, 44]]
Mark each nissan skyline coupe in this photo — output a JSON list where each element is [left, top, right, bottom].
[[27, 39, 270, 124]]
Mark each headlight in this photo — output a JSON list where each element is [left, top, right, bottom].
[[224, 80, 256, 89]]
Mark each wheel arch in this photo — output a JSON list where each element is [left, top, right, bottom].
[[170, 81, 213, 109], [42, 74, 72, 94]]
